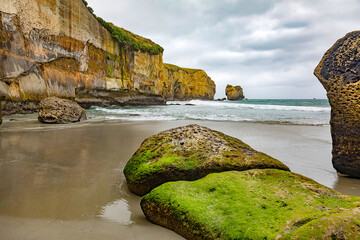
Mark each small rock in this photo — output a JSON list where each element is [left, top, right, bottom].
[[123, 124, 289, 196], [38, 97, 87, 124]]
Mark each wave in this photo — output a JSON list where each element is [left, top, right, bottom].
[[167, 100, 330, 112]]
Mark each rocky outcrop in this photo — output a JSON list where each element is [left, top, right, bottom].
[[38, 97, 86, 123], [141, 169, 360, 239], [162, 64, 216, 100], [225, 84, 244, 100], [314, 31, 360, 178], [0, 0, 215, 114], [124, 124, 289, 196]]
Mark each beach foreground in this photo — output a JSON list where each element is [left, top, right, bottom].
[[1, 117, 360, 239]]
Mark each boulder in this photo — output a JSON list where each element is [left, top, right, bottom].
[[141, 169, 360, 239], [225, 84, 244, 100], [314, 31, 360, 177], [123, 124, 289, 196], [38, 97, 87, 124]]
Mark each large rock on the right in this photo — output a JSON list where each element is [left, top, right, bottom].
[[315, 31, 360, 178], [225, 84, 244, 100]]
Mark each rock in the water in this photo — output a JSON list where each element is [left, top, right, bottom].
[[38, 97, 87, 124], [141, 169, 360, 239], [225, 84, 244, 100], [314, 31, 360, 178], [123, 124, 289, 196]]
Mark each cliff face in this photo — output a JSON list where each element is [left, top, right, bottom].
[[0, 0, 215, 114]]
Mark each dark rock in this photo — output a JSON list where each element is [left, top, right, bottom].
[[1, 101, 39, 115], [123, 124, 290, 196], [216, 98, 226, 101], [225, 84, 244, 100], [314, 31, 360, 178], [38, 97, 87, 124], [141, 169, 360, 239]]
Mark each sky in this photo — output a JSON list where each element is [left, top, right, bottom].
[[86, 0, 360, 99]]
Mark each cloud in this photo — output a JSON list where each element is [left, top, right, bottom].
[[87, 0, 360, 98]]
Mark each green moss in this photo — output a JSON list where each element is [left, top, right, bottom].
[[164, 63, 202, 74], [141, 169, 360, 239], [82, 2, 163, 55], [105, 65, 113, 78]]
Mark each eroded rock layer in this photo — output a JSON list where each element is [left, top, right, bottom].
[[0, 0, 215, 114], [314, 31, 360, 177], [124, 124, 289, 196]]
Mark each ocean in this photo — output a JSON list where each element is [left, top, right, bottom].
[[88, 99, 330, 125]]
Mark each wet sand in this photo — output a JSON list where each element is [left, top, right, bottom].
[[1, 117, 360, 239]]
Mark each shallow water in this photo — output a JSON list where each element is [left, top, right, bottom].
[[0, 117, 360, 239]]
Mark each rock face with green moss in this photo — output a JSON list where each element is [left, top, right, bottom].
[[123, 124, 289, 196], [141, 169, 360, 239], [314, 31, 360, 178], [225, 84, 244, 100], [0, 0, 215, 115]]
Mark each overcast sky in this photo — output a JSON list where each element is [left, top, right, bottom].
[[87, 0, 360, 99]]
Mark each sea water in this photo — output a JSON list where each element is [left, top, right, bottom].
[[87, 99, 330, 125]]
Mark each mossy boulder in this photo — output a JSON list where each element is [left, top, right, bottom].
[[38, 97, 87, 124], [141, 169, 360, 239], [123, 124, 289, 196]]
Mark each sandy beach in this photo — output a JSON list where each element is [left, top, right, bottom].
[[1, 117, 360, 239]]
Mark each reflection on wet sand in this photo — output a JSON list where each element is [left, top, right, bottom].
[[0, 120, 185, 239]]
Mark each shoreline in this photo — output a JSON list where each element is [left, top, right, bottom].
[[1, 118, 359, 239]]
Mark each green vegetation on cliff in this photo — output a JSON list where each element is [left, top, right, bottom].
[[164, 63, 202, 74], [141, 169, 360, 239], [81, 0, 163, 55]]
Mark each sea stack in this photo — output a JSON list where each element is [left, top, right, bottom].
[[314, 31, 360, 178], [225, 84, 244, 100]]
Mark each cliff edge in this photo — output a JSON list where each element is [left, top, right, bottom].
[[0, 0, 215, 114]]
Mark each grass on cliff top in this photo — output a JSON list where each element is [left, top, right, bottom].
[[164, 63, 202, 74], [141, 169, 360, 239], [82, 0, 164, 55]]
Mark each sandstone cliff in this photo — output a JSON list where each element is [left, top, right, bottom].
[[314, 31, 360, 178], [0, 0, 215, 114]]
